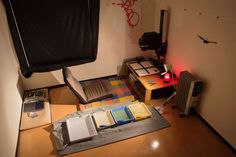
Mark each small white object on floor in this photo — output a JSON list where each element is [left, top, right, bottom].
[[154, 106, 165, 115]]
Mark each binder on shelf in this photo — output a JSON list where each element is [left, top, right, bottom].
[[129, 73, 138, 82]]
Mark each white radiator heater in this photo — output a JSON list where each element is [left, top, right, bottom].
[[174, 71, 203, 115]]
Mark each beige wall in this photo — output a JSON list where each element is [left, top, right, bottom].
[[161, 0, 236, 148], [0, 2, 23, 157]]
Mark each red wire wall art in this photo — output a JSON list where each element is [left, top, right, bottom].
[[112, 0, 140, 28]]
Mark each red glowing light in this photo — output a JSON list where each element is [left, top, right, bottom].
[[164, 73, 170, 79], [163, 72, 171, 82]]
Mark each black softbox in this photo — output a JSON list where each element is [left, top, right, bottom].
[[3, 0, 100, 78]]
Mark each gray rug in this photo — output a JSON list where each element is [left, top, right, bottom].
[[52, 102, 170, 156]]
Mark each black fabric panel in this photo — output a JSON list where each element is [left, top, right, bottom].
[[3, 0, 100, 78]]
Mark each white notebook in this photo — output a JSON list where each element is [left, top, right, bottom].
[[93, 111, 115, 129]]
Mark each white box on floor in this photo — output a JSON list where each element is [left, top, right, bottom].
[[66, 115, 97, 143]]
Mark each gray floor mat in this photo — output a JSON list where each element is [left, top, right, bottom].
[[52, 102, 170, 156]]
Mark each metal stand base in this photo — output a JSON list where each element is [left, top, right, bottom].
[[154, 91, 176, 114]]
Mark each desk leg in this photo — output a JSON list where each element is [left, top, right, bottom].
[[144, 89, 152, 105]]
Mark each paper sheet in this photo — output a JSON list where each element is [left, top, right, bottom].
[[129, 63, 143, 70], [140, 61, 154, 68]]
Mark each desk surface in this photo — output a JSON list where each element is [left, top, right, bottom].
[[138, 74, 177, 90], [127, 60, 178, 91], [127, 61, 178, 105]]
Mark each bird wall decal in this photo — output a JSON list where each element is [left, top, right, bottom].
[[198, 35, 218, 44]]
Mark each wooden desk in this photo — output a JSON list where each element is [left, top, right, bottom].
[[138, 74, 177, 105], [126, 61, 177, 105]]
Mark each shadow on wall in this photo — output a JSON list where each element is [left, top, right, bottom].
[[20, 69, 63, 91], [16, 72, 25, 98]]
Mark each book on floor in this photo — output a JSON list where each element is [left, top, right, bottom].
[[128, 102, 152, 121]]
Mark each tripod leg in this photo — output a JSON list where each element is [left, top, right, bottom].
[[160, 91, 176, 106], [154, 91, 176, 114]]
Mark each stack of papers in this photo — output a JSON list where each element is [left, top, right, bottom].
[[146, 67, 160, 74], [140, 61, 154, 68], [129, 61, 159, 77], [135, 69, 149, 76], [128, 102, 152, 121]]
